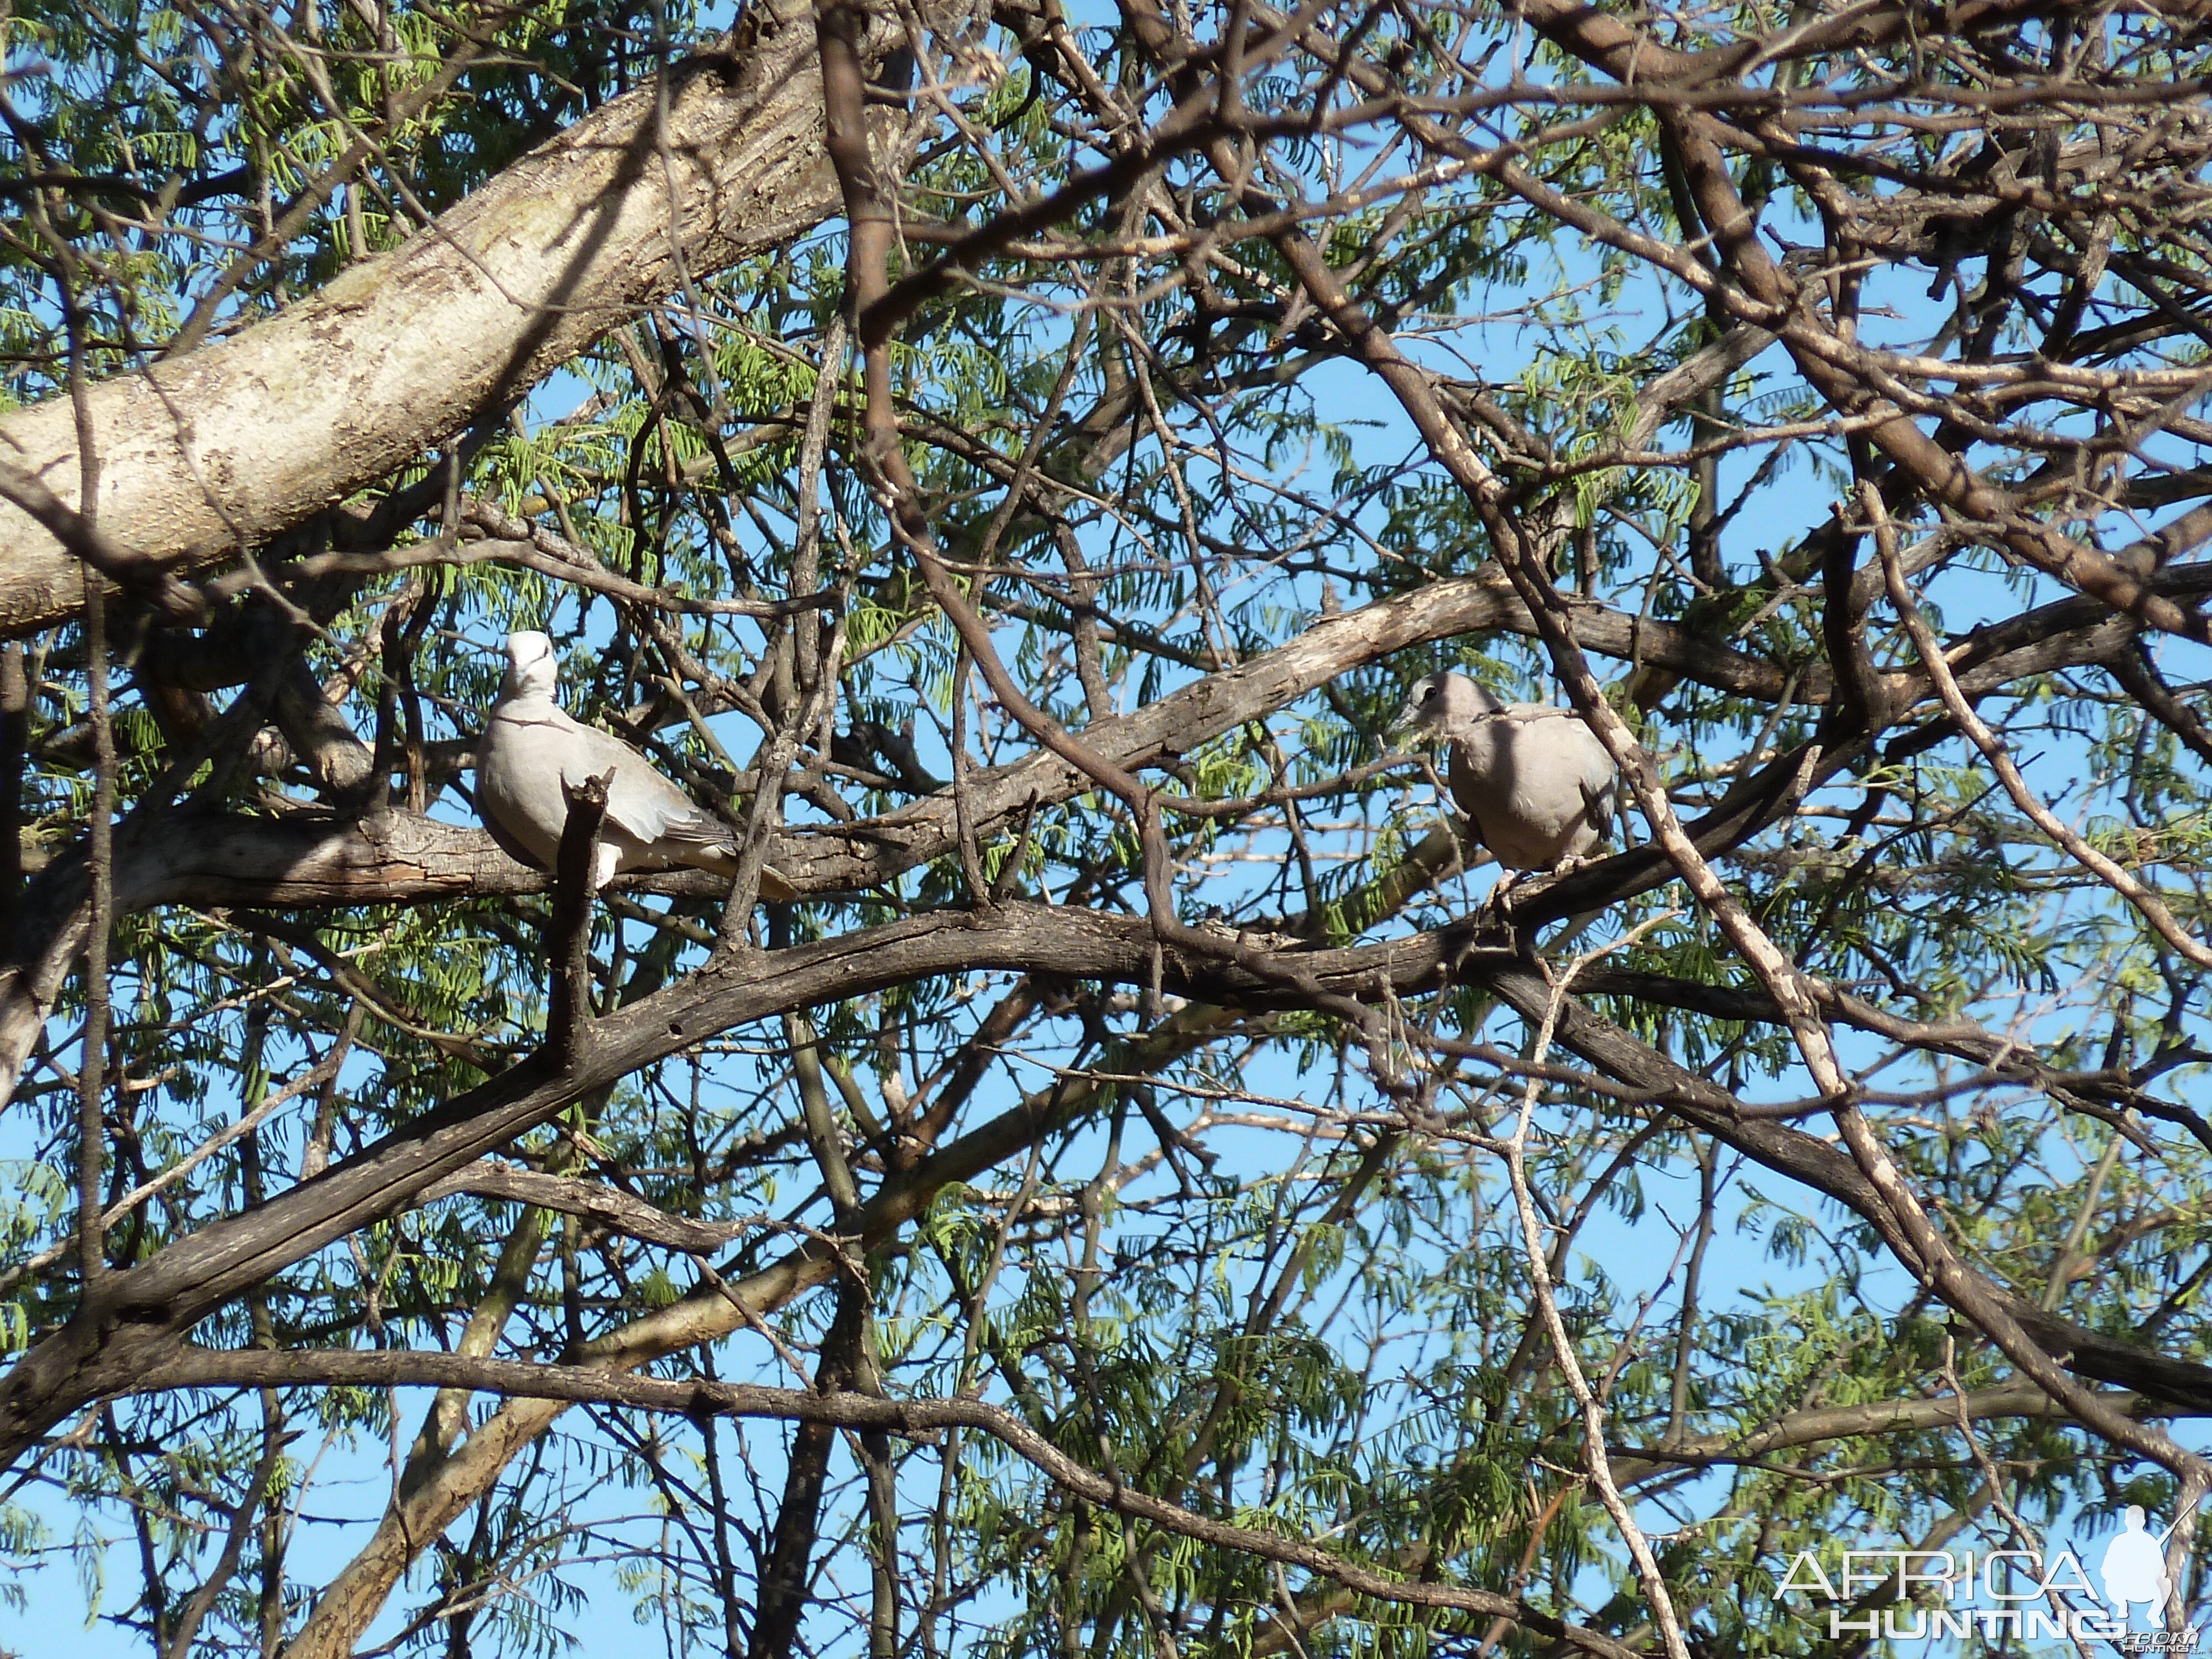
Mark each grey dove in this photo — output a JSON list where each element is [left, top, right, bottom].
[[1389, 670, 1618, 897], [476, 631, 796, 900]]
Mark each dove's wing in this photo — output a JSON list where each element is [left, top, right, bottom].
[[1449, 706, 1619, 870], [546, 718, 730, 849], [477, 697, 796, 898]]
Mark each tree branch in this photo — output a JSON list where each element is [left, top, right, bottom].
[[0, 0, 941, 639]]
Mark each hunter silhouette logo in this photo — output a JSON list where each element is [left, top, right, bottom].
[[2105, 1505, 2176, 1623], [1775, 1497, 2201, 1646]]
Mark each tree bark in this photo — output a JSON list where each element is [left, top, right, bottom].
[[0, 0, 925, 639]]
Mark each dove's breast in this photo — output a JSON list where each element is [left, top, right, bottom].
[[476, 705, 575, 868], [1449, 711, 1616, 870]]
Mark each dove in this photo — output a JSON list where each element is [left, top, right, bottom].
[[1388, 670, 1618, 901], [475, 631, 796, 899]]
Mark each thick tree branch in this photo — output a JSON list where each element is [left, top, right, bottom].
[[0, 0, 937, 639], [9, 898, 2212, 1477]]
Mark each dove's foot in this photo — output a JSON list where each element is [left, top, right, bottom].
[[1473, 870, 1522, 936]]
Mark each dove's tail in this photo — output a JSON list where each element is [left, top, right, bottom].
[[675, 841, 797, 902]]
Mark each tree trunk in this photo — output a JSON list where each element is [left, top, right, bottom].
[[0, 0, 920, 639]]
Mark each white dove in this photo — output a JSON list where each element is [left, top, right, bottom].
[[1388, 670, 1618, 901], [475, 631, 796, 899]]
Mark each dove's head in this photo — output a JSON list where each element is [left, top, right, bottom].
[[1387, 671, 1499, 742], [502, 631, 559, 702]]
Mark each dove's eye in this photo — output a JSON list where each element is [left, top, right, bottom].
[[1423, 683, 1439, 701]]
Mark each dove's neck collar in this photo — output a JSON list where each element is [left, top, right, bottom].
[[501, 662, 559, 703], [1431, 674, 1505, 738], [1460, 703, 1572, 735]]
